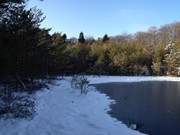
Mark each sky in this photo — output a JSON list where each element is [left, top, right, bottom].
[[27, 0, 180, 38]]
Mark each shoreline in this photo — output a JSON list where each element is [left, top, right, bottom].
[[86, 76, 180, 84]]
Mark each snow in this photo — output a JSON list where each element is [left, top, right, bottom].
[[0, 76, 180, 135], [87, 76, 180, 84]]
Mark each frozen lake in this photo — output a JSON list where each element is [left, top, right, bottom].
[[94, 81, 180, 135]]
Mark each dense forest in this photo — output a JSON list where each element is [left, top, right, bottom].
[[1, 0, 180, 86]]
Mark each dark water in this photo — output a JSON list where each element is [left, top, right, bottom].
[[94, 81, 180, 135]]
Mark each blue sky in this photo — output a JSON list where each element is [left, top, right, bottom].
[[27, 0, 180, 38]]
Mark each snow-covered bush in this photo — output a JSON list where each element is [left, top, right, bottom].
[[71, 75, 79, 88], [0, 85, 35, 118], [71, 75, 89, 94]]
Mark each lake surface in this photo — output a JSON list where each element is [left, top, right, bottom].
[[94, 81, 180, 135]]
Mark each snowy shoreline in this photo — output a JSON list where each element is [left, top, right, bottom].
[[87, 76, 180, 84], [1, 76, 180, 135]]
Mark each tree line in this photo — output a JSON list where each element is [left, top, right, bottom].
[[49, 25, 180, 76], [0, 0, 180, 85]]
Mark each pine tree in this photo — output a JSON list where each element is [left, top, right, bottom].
[[102, 34, 110, 42], [78, 32, 85, 44]]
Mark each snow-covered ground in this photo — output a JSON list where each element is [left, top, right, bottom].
[[0, 76, 180, 135], [88, 76, 180, 84]]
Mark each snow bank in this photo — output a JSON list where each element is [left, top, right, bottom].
[[87, 76, 180, 84], [1, 76, 180, 135], [0, 79, 144, 135]]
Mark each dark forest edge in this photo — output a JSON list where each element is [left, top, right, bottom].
[[0, 0, 180, 90]]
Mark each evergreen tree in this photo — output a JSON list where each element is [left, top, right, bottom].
[[78, 32, 85, 44], [102, 34, 110, 42], [164, 42, 180, 70], [0, 0, 49, 79], [62, 33, 67, 43]]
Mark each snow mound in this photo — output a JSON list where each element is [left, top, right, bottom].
[[0, 79, 144, 135]]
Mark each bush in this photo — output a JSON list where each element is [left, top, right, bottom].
[[0, 84, 35, 119], [71, 75, 89, 94]]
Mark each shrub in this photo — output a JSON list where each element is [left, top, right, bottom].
[[0, 84, 35, 118], [71, 75, 89, 94]]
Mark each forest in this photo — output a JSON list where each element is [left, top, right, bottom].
[[0, 0, 180, 87]]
